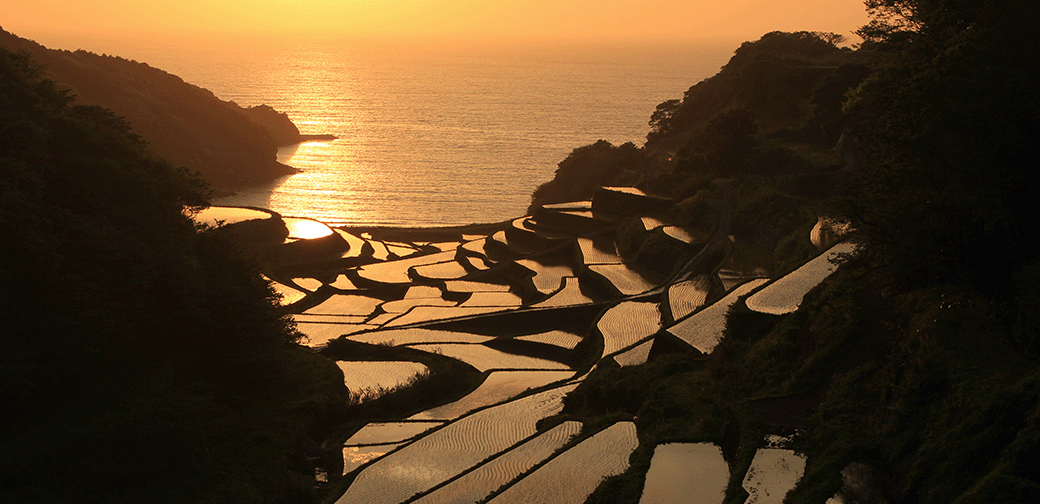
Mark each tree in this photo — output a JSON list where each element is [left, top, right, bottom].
[[841, 0, 1040, 292]]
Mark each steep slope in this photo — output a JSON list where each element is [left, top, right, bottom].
[[0, 28, 305, 190]]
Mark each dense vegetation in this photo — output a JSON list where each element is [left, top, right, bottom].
[[538, 1, 1040, 502], [0, 47, 348, 503], [0, 28, 315, 190]]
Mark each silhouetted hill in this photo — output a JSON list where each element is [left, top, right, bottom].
[[529, 32, 869, 211], [0, 28, 324, 190]]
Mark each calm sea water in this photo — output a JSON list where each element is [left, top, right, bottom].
[[125, 40, 733, 227]]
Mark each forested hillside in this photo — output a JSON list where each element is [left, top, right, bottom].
[[0, 28, 316, 190], [0, 47, 348, 503], [538, 1, 1040, 502]]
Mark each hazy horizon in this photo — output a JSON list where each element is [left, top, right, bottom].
[[7, 0, 869, 55]]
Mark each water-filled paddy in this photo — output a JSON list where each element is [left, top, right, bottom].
[[457, 291, 524, 308], [741, 449, 806, 504], [379, 296, 458, 314], [515, 330, 584, 350], [336, 361, 429, 400], [194, 206, 273, 227], [667, 276, 713, 321], [665, 278, 769, 354], [577, 237, 623, 265], [334, 384, 577, 504], [598, 301, 662, 356], [334, 229, 368, 258], [342, 444, 402, 475], [443, 280, 512, 293], [268, 280, 307, 306], [406, 344, 570, 372], [517, 259, 575, 295], [531, 277, 595, 307], [383, 305, 506, 327], [745, 242, 856, 315], [487, 421, 639, 504], [640, 443, 728, 504], [614, 339, 654, 367], [348, 328, 493, 346], [344, 421, 444, 446], [298, 322, 374, 346], [588, 264, 658, 296], [283, 217, 335, 240], [410, 370, 575, 420], [411, 260, 472, 280], [357, 250, 457, 284], [305, 295, 386, 317], [412, 421, 582, 504]]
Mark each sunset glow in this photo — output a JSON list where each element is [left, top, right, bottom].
[[7, 0, 869, 48]]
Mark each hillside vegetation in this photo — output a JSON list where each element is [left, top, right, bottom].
[[0, 47, 348, 504], [0, 28, 319, 190], [535, 2, 1040, 503]]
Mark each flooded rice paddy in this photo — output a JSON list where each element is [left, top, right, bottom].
[[639, 443, 729, 504], [664, 279, 770, 354], [486, 421, 639, 504], [410, 371, 576, 421], [336, 361, 429, 400], [411, 422, 583, 504], [240, 189, 849, 502], [745, 242, 856, 315], [740, 449, 806, 504]]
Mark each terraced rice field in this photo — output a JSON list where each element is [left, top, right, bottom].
[[406, 344, 570, 372], [268, 280, 307, 306], [292, 277, 324, 291], [741, 449, 806, 504], [663, 226, 699, 244], [409, 370, 575, 420], [343, 444, 402, 475], [334, 229, 368, 258], [459, 254, 492, 271], [640, 443, 729, 504], [330, 274, 358, 290], [334, 384, 578, 504], [305, 295, 386, 317], [336, 361, 429, 400], [598, 301, 662, 356], [614, 339, 654, 367], [412, 421, 583, 504], [344, 421, 444, 446], [443, 280, 512, 293], [487, 421, 639, 504], [517, 259, 575, 295], [357, 251, 458, 284], [664, 279, 769, 354], [194, 206, 272, 226], [284, 217, 334, 239], [458, 291, 524, 308], [297, 322, 375, 346], [641, 216, 667, 230], [294, 314, 371, 324], [531, 277, 595, 307], [745, 242, 856, 315], [667, 276, 714, 321], [383, 305, 507, 327], [577, 237, 623, 265], [379, 296, 457, 314], [347, 328, 493, 346], [411, 260, 471, 280], [588, 264, 658, 296], [515, 330, 584, 350]]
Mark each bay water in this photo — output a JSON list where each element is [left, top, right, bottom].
[[119, 39, 734, 227]]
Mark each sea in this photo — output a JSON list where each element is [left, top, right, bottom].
[[82, 38, 736, 227]]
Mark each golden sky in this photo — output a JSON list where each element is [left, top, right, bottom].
[[6, 0, 869, 46]]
